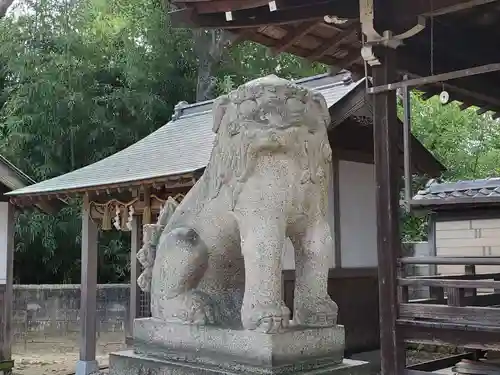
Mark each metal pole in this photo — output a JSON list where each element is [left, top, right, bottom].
[[402, 75, 412, 212], [368, 62, 500, 94]]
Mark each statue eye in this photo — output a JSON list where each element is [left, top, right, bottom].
[[239, 99, 257, 116], [286, 98, 305, 113]]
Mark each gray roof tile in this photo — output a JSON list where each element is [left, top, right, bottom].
[[8, 73, 363, 196], [413, 178, 500, 202]]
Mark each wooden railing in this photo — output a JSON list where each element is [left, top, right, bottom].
[[397, 256, 500, 352]]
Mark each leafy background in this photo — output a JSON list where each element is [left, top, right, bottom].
[[2, 0, 500, 283]]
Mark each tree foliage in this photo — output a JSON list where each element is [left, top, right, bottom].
[[0, 0, 322, 283], [399, 93, 500, 242], [2, 0, 499, 283], [1, 0, 198, 283]]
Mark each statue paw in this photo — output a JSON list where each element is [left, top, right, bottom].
[[242, 301, 291, 333], [185, 291, 216, 325], [161, 291, 217, 325], [294, 296, 338, 327]]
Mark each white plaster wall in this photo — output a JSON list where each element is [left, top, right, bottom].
[[281, 160, 378, 270], [0, 202, 8, 284], [338, 161, 378, 268], [282, 238, 296, 271]]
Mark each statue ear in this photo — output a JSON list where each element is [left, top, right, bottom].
[[213, 95, 230, 134], [311, 92, 331, 128]]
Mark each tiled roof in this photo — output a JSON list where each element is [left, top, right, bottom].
[[413, 178, 500, 202], [8, 72, 363, 196], [0, 155, 36, 191]]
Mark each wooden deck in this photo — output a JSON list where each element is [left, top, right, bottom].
[[399, 256, 500, 374]]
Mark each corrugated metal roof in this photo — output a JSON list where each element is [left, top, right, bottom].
[[413, 178, 500, 202], [8, 73, 363, 197]]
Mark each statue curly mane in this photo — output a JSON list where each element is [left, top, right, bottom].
[[201, 75, 333, 207], [139, 75, 333, 294]]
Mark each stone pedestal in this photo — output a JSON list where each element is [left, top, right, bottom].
[[108, 318, 371, 375]]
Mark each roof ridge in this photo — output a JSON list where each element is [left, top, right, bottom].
[[172, 72, 361, 121], [6, 73, 369, 197]]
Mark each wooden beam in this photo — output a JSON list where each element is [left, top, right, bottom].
[[407, 352, 483, 372], [398, 319, 500, 351], [271, 20, 318, 55], [397, 53, 500, 112], [336, 49, 361, 70], [328, 50, 361, 75], [171, 0, 495, 29], [372, 43, 405, 374], [477, 106, 493, 115], [174, 0, 494, 21], [169, 2, 340, 29], [307, 26, 357, 61], [398, 278, 500, 289], [421, 90, 438, 100], [6, 173, 196, 203], [242, 30, 353, 67], [421, 17, 500, 84], [171, 0, 272, 14], [413, 272, 500, 280], [368, 63, 500, 94], [173, 0, 358, 18], [418, 0, 500, 17], [399, 303, 500, 326], [76, 195, 99, 375], [229, 29, 258, 46], [400, 256, 500, 265]]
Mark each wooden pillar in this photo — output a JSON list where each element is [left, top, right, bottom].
[[76, 195, 99, 375], [0, 202, 14, 375], [372, 45, 405, 374], [331, 151, 342, 268], [127, 216, 142, 344]]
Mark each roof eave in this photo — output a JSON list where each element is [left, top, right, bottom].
[[6, 170, 199, 199], [410, 196, 500, 212]]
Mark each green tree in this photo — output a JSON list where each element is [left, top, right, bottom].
[[216, 41, 327, 94], [0, 0, 197, 283], [411, 93, 500, 180], [0, 0, 322, 283], [400, 92, 500, 241]]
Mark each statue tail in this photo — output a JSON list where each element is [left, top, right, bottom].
[[136, 197, 179, 292]]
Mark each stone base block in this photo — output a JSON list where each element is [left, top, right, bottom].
[[75, 359, 99, 375], [132, 318, 345, 372], [109, 350, 371, 375]]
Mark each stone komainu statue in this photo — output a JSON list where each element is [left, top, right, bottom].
[[137, 75, 337, 333]]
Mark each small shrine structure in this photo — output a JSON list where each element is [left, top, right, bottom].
[[6, 71, 443, 374], [415, 178, 500, 276]]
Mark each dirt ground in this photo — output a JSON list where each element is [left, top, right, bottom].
[[12, 332, 126, 375], [10, 333, 451, 375]]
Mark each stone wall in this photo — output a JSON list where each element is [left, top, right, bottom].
[[436, 218, 500, 275], [12, 284, 129, 340], [403, 242, 435, 300]]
